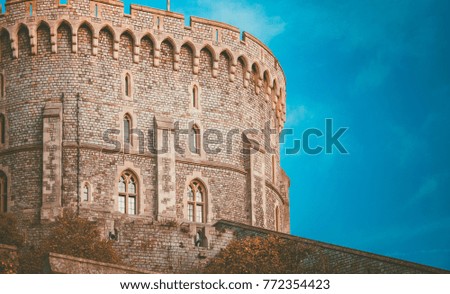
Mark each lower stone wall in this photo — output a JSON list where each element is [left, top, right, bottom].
[[103, 218, 448, 274], [3, 218, 448, 274], [109, 216, 235, 273], [215, 220, 448, 274]]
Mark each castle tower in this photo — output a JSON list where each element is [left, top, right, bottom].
[[0, 0, 289, 269]]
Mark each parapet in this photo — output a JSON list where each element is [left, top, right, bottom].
[[0, 0, 287, 127]]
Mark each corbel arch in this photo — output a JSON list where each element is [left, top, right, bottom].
[[251, 62, 263, 94], [159, 36, 179, 70], [55, 19, 74, 54], [180, 40, 197, 74], [237, 55, 251, 87], [219, 48, 236, 81], [200, 44, 218, 77], [76, 21, 95, 55]]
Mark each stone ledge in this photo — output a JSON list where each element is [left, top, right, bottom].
[[130, 4, 184, 20], [45, 252, 156, 274], [176, 156, 247, 175], [90, 0, 124, 8], [190, 16, 240, 33], [0, 243, 17, 251]]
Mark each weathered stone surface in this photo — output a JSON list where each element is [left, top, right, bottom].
[[0, 0, 289, 273]]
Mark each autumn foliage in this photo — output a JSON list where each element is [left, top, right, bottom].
[[0, 213, 24, 247], [0, 210, 121, 273], [40, 210, 122, 264], [204, 235, 329, 274], [0, 213, 22, 274]]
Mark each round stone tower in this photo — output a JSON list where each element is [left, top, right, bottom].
[[0, 0, 289, 258]]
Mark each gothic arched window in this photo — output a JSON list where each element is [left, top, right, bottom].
[[187, 180, 206, 223], [0, 171, 7, 213], [118, 171, 138, 215]]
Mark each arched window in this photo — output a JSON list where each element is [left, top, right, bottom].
[[82, 183, 90, 202], [124, 73, 131, 97], [275, 206, 280, 231], [192, 85, 199, 109], [190, 124, 200, 154], [123, 114, 131, 145], [118, 171, 138, 215], [0, 114, 5, 145], [187, 180, 206, 223], [0, 171, 7, 213]]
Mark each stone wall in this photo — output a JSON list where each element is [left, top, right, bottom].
[[215, 220, 449, 274], [0, 0, 290, 237], [105, 217, 235, 273], [46, 219, 450, 274], [4, 219, 447, 274]]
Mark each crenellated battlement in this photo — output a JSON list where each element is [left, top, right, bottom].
[[0, 0, 286, 127]]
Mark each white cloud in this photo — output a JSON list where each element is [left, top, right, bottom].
[[413, 177, 439, 202], [406, 173, 448, 207], [287, 105, 307, 124], [352, 58, 391, 95], [385, 124, 426, 168]]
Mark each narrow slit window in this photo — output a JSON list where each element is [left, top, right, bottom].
[[0, 114, 5, 145], [82, 184, 89, 201], [0, 172, 7, 213], [29, 4, 33, 16], [95, 4, 98, 17], [275, 206, 280, 231], [125, 74, 131, 97], [124, 114, 131, 145], [0, 74, 4, 98], [191, 125, 200, 154], [272, 155, 276, 182], [215, 29, 219, 42], [193, 85, 198, 109]]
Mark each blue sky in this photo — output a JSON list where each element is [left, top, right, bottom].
[[2, 0, 448, 270], [164, 0, 450, 270]]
